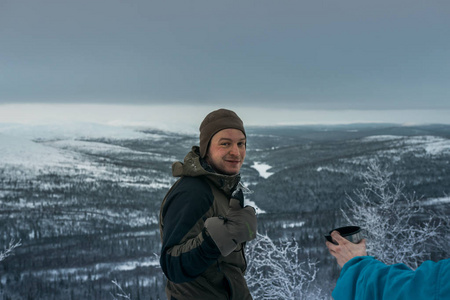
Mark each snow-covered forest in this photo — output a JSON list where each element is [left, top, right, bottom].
[[1, 122, 449, 299]]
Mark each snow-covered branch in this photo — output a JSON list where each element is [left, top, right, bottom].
[[0, 239, 22, 263], [245, 233, 323, 299], [110, 280, 131, 300], [343, 160, 447, 269]]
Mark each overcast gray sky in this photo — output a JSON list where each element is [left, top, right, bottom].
[[1, 0, 449, 123]]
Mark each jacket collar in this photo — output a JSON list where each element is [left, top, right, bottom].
[[172, 146, 240, 196]]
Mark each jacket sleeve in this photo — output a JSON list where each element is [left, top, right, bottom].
[[332, 256, 450, 300], [160, 177, 221, 283]]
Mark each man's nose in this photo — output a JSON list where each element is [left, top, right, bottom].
[[229, 143, 240, 156]]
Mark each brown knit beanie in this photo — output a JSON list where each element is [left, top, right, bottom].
[[199, 108, 246, 158]]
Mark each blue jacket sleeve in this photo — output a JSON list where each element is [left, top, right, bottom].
[[160, 177, 221, 283], [333, 256, 450, 300]]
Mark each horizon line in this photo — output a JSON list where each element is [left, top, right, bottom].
[[1, 103, 449, 127]]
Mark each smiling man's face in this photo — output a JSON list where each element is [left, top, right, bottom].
[[205, 128, 246, 175]]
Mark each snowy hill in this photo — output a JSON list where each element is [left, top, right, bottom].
[[363, 135, 450, 156], [0, 133, 77, 168], [0, 122, 151, 141]]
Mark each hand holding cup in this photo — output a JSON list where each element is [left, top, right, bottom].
[[325, 229, 367, 268]]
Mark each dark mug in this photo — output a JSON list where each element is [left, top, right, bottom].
[[324, 226, 363, 245]]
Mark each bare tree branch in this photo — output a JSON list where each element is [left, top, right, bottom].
[[0, 239, 22, 262], [110, 280, 131, 300], [343, 159, 448, 269], [245, 233, 323, 299]]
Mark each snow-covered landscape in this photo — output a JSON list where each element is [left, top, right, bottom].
[[1, 122, 449, 299]]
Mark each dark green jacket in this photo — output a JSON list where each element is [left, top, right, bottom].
[[159, 146, 253, 300]]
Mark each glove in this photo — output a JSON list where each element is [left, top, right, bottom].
[[205, 197, 257, 257]]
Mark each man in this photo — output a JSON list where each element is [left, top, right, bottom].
[[159, 108, 257, 300], [326, 230, 450, 299]]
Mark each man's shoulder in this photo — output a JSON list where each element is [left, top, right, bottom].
[[178, 175, 209, 186], [162, 176, 214, 214], [170, 176, 212, 196]]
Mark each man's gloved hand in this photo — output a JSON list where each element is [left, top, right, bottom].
[[205, 197, 257, 257]]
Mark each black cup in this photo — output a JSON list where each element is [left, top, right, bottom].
[[324, 226, 363, 245]]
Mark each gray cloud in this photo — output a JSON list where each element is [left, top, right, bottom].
[[1, 0, 449, 110]]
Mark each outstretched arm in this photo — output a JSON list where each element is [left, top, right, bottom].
[[326, 231, 450, 299], [332, 256, 450, 299]]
